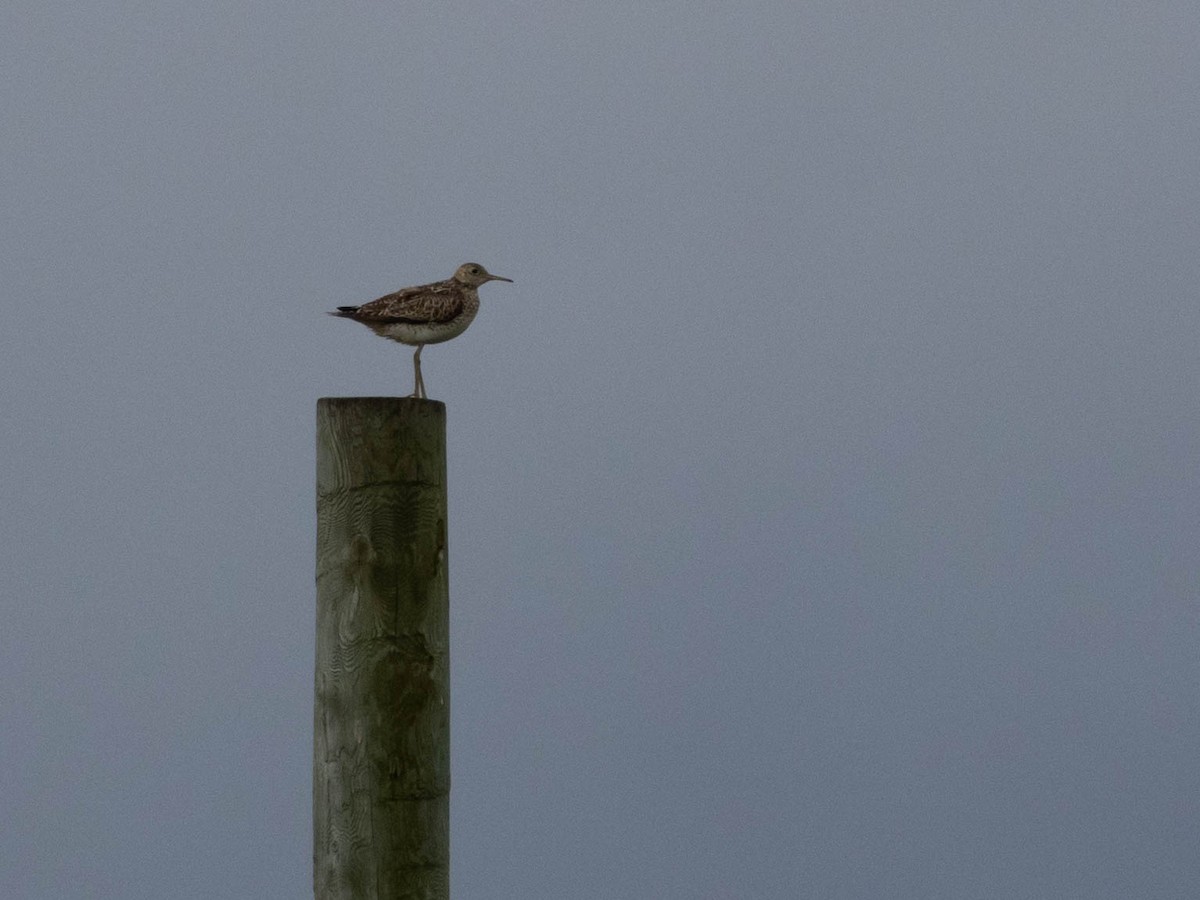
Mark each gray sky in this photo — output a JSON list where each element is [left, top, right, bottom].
[[3, 3, 1198, 897]]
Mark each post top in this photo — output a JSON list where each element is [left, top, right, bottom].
[[317, 397, 447, 493]]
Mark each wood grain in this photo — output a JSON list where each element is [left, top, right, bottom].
[[315, 398, 449, 900]]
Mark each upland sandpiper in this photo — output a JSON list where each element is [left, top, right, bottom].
[[330, 262, 512, 398]]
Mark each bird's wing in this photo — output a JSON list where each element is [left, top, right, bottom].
[[351, 281, 464, 324]]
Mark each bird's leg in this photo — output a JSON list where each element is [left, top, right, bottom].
[[411, 345, 426, 399]]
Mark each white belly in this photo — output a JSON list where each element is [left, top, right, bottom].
[[373, 306, 478, 346]]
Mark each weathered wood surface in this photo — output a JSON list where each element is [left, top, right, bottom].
[[315, 398, 449, 900]]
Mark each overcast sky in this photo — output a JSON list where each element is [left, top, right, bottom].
[[3, 3, 1198, 898]]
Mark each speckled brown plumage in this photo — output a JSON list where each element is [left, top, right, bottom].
[[330, 262, 512, 399]]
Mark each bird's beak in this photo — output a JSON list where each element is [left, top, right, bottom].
[[488, 274, 514, 283]]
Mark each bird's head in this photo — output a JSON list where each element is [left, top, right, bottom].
[[453, 262, 513, 287]]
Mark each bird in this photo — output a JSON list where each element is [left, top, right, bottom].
[[329, 262, 513, 399]]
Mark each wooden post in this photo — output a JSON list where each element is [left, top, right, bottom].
[[314, 397, 450, 900]]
